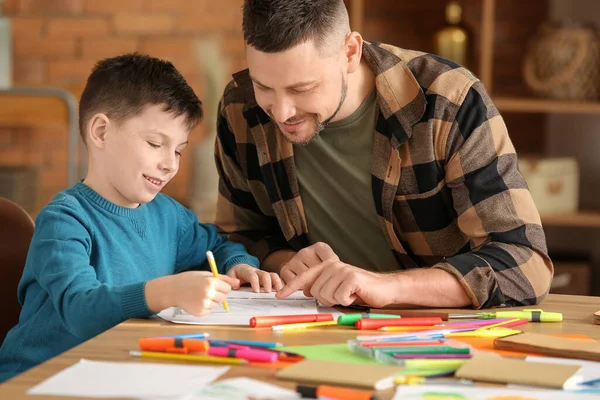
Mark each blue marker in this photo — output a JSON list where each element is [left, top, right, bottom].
[[208, 339, 282, 348], [156, 333, 209, 339]]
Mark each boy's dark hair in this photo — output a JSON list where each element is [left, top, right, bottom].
[[242, 0, 349, 54], [79, 53, 203, 140]]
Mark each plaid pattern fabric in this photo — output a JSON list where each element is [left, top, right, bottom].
[[214, 41, 553, 309]]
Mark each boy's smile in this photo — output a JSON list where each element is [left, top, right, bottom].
[[143, 174, 166, 190]]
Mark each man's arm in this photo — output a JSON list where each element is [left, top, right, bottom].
[[261, 249, 297, 273], [432, 80, 553, 309], [389, 269, 471, 307], [214, 94, 291, 264], [277, 252, 471, 308]]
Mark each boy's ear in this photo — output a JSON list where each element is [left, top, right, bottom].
[[87, 113, 110, 148]]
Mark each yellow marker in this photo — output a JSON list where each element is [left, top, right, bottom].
[[130, 350, 246, 365], [271, 320, 338, 331], [206, 251, 229, 312], [446, 327, 522, 338]]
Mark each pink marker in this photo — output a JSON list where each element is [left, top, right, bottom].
[[208, 346, 278, 363]]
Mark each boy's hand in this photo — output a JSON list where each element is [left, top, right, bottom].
[[227, 264, 284, 293], [171, 271, 239, 316]]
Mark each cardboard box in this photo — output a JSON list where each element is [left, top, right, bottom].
[[518, 157, 579, 214]]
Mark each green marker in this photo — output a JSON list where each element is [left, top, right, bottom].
[[337, 313, 401, 326], [377, 346, 470, 355], [375, 352, 468, 368]]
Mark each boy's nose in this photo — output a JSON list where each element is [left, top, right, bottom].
[[159, 155, 177, 173]]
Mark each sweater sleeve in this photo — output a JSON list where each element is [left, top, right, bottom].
[[30, 201, 152, 339], [175, 204, 259, 274]]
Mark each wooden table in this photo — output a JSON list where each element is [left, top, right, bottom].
[[1, 294, 599, 400]]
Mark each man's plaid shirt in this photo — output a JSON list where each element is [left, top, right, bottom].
[[214, 41, 553, 309]]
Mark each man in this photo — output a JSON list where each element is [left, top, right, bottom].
[[214, 0, 553, 309]]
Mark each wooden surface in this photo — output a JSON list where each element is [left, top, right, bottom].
[[495, 97, 600, 115], [541, 211, 600, 228], [479, 0, 496, 94], [0, 96, 69, 128], [349, 0, 365, 32], [1, 294, 600, 399]]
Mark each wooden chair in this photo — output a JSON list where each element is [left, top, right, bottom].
[[0, 197, 34, 344]]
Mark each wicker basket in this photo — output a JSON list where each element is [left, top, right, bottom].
[[523, 22, 600, 101]]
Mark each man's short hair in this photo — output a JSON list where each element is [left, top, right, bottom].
[[242, 0, 350, 54], [78, 53, 203, 140]]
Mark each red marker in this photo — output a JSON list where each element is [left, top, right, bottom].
[[249, 314, 334, 328], [355, 317, 443, 330]]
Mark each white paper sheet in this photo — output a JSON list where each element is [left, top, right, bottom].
[[28, 359, 228, 398], [393, 384, 600, 399], [157, 299, 319, 326], [227, 287, 312, 300], [186, 377, 299, 399]]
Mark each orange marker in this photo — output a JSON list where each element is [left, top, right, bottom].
[[138, 337, 210, 353], [297, 384, 377, 400]]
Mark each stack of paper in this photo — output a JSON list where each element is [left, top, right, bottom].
[[157, 288, 341, 326]]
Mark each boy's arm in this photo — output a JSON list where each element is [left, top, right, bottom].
[[175, 204, 259, 274], [30, 202, 152, 339]]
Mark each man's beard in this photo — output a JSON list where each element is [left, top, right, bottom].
[[271, 75, 348, 146]]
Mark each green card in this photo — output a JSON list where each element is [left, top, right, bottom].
[[279, 343, 379, 365]]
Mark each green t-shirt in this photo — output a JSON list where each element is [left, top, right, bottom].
[[294, 91, 401, 272]]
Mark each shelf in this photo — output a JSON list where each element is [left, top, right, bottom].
[[494, 97, 600, 115], [541, 211, 600, 228]]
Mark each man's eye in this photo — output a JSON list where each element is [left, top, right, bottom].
[[293, 87, 313, 94]]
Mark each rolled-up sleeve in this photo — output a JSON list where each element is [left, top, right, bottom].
[[433, 81, 553, 309]]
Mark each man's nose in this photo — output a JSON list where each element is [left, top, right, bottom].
[[271, 95, 296, 123]]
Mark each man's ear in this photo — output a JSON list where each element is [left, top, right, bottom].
[[87, 113, 110, 149], [344, 32, 363, 74]]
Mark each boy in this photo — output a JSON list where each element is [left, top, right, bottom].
[[0, 53, 282, 382]]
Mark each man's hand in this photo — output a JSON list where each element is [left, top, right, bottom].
[[276, 260, 399, 308], [278, 242, 339, 284], [227, 264, 284, 293]]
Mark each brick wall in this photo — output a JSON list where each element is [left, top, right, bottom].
[[1, 0, 549, 214], [1, 0, 247, 212]]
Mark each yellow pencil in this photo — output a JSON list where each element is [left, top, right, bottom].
[[130, 350, 247, 365], [206, 250, 229, 312], [271, 320, 338, 331], [481, 318, 521, 329]]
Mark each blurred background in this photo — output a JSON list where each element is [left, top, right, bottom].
[[1, 0, 599, 296]]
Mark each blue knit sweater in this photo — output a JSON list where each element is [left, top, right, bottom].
[[0, 183, 258, 382]]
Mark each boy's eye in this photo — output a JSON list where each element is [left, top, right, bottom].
[[147, 141, 161, 149]]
